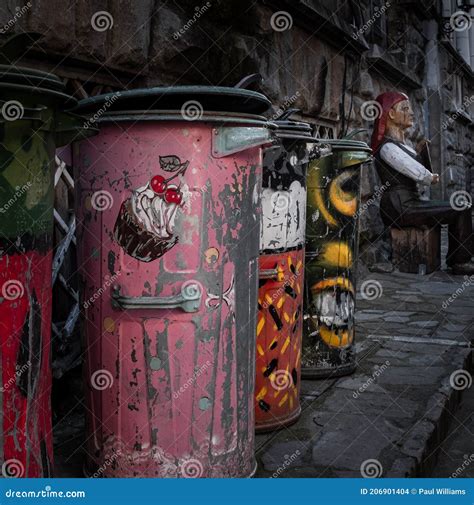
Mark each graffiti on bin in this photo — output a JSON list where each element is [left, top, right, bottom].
[[114, 155, 191, 262]]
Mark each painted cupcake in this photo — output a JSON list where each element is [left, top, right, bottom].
[[114, 156, 189, 262]]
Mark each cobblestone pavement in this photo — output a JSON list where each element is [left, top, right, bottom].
[[255, 268, 474, 478], [431, 382, 474, 478]]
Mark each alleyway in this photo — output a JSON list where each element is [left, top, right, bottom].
[[53, 268, 473, 478], [255, 268, 473, 478]]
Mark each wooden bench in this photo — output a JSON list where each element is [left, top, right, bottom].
[[390, 226, 441, 274]]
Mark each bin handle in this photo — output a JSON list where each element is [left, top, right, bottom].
[[234, 73, 263, 89], [259, 266, 285, 282], [111, 281, 202, 313], [0, 103, 49, 125], [278, 108, 301, 120]]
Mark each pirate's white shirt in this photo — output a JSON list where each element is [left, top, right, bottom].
[[380, 142, 434, 185]]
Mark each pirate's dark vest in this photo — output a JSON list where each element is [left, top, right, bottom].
[[375, 137, 425, 223], [374, 137, 419, 193]]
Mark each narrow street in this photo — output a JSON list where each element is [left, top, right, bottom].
[[255, 268, 474, 477]]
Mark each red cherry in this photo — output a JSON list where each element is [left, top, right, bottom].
[[164, 188, 183, 205], [150, 175, 167, 194]]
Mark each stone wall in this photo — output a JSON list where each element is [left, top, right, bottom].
[[1, 0, 472, 264]]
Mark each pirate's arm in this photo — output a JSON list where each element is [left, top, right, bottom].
[[380, 143, 436, 185]]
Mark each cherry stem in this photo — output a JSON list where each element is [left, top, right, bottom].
[[164, 161, 189, 183]]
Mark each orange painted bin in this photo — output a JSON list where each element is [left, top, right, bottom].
[[256, 249, 305, 431], [255, 112, 320, 432]]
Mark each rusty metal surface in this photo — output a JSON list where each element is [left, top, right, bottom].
[[74, 119, 268, 477]]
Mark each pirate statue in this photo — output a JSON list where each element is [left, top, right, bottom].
[[372, 91, 474, 275]]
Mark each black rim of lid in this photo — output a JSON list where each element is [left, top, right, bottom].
[[0, 64, 76, 107], [73, 86, 272, 116]]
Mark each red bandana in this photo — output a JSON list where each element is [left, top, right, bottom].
[[371, 92, 409, 152]]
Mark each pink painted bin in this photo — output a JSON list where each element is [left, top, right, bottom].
[[72, 87, 272, 477]]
